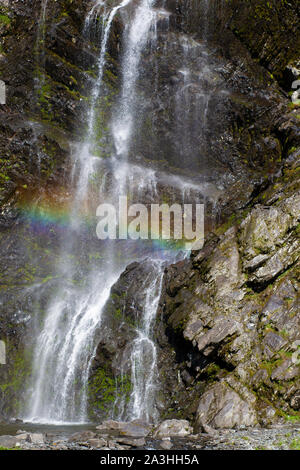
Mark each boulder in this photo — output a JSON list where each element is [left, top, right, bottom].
[[118, 421, 152, 438], [114, 437, 146, 447], [96, 420, 122, 432], [97, 420, 151, 437], [0, 435, 18, 448], [87, 438, 107, 448], [68, 430, 96, 443], [153, 419, 193, 438], [196, 381, 257, 430], [15, 433, 28, 441], [159, 439, 173, 450], [28, 433, 45, 444]]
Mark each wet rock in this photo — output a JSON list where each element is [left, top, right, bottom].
[[114, 437, 146, 448], [153, 419, 193, 438], [68, 431, 96, 443], [96, 420, 152, 438], [159, 439, 173, 450], [86, 438, 107, 448], [28, 433, 45, 444], [216, 0, 300, 87], [89, 260, 163, 420]]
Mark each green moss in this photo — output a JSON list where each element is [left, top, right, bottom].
[[0, 14, 11, 25], [35, 70, 86, 125], [203, 363, 222, 382], [0, 447, 20, 451], [288, 146, 297, 155], [88, 368, 132, 417], [285, 414, 300, 423], [290, 438, 300, 450], [0, 343, 33, 415]]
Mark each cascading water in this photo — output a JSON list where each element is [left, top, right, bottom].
[[112, 0, 155, 161], [34, 0, 49, 91], [126, 260, 164, 422], [24, 0, 165, 425], [24, 0, 136, 424], [24, 0, 219, 425], [113, 259, 165, 422]]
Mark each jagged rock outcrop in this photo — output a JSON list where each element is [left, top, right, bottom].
[[89, 150, 299, 427], [158, 150, 300, 428]]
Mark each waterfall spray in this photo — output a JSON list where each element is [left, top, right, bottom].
[[24, 0, 134, 424], [24, 0, 214, 425]]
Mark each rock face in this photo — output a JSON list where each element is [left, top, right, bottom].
[[157, 150, 300, 429], [216, 0, 300, 89], [196, 381, 257, 430], [0, 0, 299, 430]]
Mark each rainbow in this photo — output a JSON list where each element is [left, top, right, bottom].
[[16, 188, 194, 254]]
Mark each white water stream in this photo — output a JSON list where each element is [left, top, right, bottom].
[[24, 0, 216, 424]]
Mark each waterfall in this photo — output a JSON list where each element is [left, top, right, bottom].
[[112, 0, 155, 163], [126, 260, 164, 422], [35, 0, 49, 90], [23, 0, 135, 424], [113, 259, 164, 423], [23, 0, 167, 425], [85, 0, 133, 143], [175, 36, 212, 164], [23, 0, 217, 425]]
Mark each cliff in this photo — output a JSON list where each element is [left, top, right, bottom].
[[0, 0, 299, 429]]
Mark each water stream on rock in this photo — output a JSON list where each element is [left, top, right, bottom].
[[126, 261, 164, 423], [34, 0, 49, 91], [24, 0, 137, 424], [23, 0, 217, 425]]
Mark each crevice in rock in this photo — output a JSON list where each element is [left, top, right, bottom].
[[164, 326, 236, 381], [245, 259, 299, 293]]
